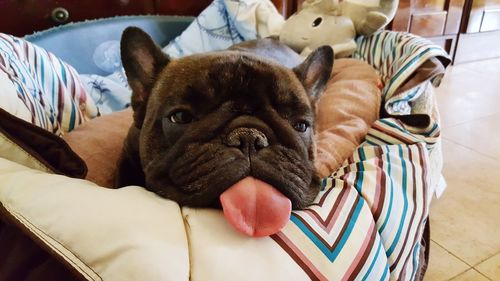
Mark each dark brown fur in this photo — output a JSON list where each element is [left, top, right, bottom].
[[117, 27, 333, 209]]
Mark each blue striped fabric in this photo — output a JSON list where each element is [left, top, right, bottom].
[[270, 31, 447, 280], [273, 142, 431, 280], [0, 33, 97, 135]]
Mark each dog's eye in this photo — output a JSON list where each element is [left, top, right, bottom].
[[293, 122, 309, 133], [169, 110, 193, 124], [312, 17, 322, 27]]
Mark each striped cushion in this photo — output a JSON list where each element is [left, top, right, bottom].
[[0, 33, 97, 135]]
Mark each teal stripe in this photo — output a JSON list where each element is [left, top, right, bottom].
[[60, 63, 67, 84], [291, 197, 365, 261], [51, 61, 56, 114], [386, 146, 409, 256], [380, 263, 390, 280], [355, 149, 366, 193], [371, 34, 381, 66], [379, 146, 394, 233], [321, 177, 333, 191], [380, 119, 438, 147], [387, 47, 443, 96], [423, 123, 439, 138], [410, 242, 421, 280], [68, 103, 76, 131], [40, 52, 45, 89], [361, 240, 383, 281], [388, 50, 427, 93], [366, 132, 393, 146], [9, 45, 44, 122], [379, 119, 412, 136]]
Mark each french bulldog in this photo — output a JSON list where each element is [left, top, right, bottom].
[[117, 27, 333, 236]]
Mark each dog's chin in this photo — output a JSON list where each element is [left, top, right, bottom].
[[143, 145, 320, 209]]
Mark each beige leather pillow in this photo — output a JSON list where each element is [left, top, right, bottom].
[[315, 58, 382, 178], [62, 108, 133, 188]]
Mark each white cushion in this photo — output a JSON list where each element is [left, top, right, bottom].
[[183, 208, 308, 281], [0, 158, 189, 281]]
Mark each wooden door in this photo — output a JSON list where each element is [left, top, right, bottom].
[[392, 0, 466, 37]]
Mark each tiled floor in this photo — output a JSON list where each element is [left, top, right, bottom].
[[424, 58, 500, 280]]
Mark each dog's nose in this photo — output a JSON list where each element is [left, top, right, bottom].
[[225, 128, 269, 151]]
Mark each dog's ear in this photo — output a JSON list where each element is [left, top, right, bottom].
[[293, 46, 334, 104], [121, 27, 170, 128]]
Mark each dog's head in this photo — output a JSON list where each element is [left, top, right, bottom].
[[120, 27, 333, 210]]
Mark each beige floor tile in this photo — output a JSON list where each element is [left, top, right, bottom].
[[449, 268, 491, 281], [476, 252, 500, 281], [424, 241, 470, 281], [434, 66, 500, 128], [443, 113, 500, 161], [430, 139, 500, 266], [459, 58, 500, 76]]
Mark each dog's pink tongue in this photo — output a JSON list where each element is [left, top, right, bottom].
[[220, 177, 291, 237]]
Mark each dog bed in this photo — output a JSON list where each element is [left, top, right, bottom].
[[0, 9, 449, 281]]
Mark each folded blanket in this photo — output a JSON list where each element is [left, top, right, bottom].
[[354, 31, 450, 124], [353, 31, 450, 196]]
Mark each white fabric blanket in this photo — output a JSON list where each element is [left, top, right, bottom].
[[163, 0, 284, 57], [79, 0, 285, 114]]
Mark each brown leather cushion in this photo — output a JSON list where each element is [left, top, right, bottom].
[[62, 60, 381, 185], [62, 108, 133, 188], [315, 58, 381, 178]]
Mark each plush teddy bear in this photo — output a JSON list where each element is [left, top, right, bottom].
[[279, 0, 398, 58]]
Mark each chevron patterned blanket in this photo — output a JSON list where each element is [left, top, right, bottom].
[[263, 32, 449, 280]]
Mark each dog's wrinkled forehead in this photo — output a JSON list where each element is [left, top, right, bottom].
[[154, 52, 312, 114]]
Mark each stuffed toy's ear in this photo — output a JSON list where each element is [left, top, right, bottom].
[[120, 27, 170, 128], [293, 46, 334, 103]]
